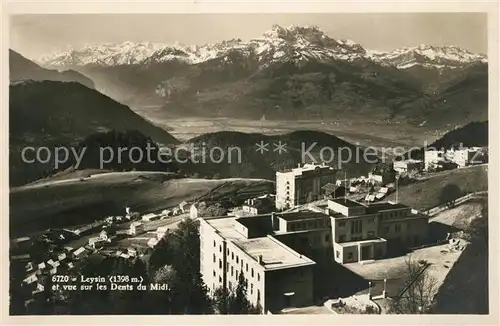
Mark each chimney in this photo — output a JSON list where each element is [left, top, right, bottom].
[[298, 163, 301, 168], [258, 255, 263, 265]]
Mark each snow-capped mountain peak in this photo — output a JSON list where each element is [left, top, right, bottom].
[[370, 44, 487, 69], [37, 25, 486, 70]]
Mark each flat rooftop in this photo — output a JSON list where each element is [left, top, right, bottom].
[[278, 163, 335, 176], [396, 159, 423, 164], [365, 202, 409, 214], [337, 237, 387, 247], [330, 198, 365, 208], [205, 217, 315, 271], [276, 210, 328, 222]]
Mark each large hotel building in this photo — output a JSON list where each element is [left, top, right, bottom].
[[199, 164, 429, 313], [275, 163, 336, 210]]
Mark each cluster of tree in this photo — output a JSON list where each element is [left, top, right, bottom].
[[464, 198, 488, 247], [213, 272, 261, 314], [371, 162, 396, 180], [438, 183, 464, 208], [196, 203, 229, 218], [58, 130, 178, 173]]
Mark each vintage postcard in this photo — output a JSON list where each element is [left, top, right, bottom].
[[2, 1, 499, 325]]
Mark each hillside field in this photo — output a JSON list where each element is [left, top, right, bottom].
[[386, 165, 488, 211], [10, 171, 274, 236]]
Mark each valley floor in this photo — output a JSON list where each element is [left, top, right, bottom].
[[149, 117, 446, 149]]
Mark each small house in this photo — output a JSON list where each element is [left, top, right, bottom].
[[73, 247, 87, 258], [393, 159, 424, 174], [129, 222, 144, 236], [179, 201, 189, 213], [25, 262, 34, 272], [23, 272, 38, 285], [142, 213, 158, 222], [58, 253, 67, 261], [33, 283, 44, 295], [148, 238, 159, 248], [156, 226, 170, 240], [365, 194, 376, 203]]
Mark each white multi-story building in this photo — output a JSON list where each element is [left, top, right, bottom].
[[325, 199, 429, 264], [446, 148, 485, 167], [425, 147, 486, 170], [276, 163, 336, 210], [199, 198, 429, 313]]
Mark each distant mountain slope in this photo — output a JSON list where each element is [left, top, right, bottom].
[[182, 129, 378, 180], [9, 49, 95, 89], [9, 80, 179, 186], [429, 121, 488, 149]]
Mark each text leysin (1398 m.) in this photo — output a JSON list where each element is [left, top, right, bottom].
[[50, 274, 169, 291]]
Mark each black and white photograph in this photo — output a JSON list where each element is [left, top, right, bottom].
[[6, 10, 494, 318]]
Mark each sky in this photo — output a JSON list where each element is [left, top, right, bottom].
[[10, 13, 488, 60]]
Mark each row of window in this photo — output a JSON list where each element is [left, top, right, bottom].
[[289, 233, 330, 247], [212, 250, 260, 281], [289, 219, 329, 231], [381, 223, 403, 234], [380, 210, 407, 221], [337, 230, 375, 243], [212, 269, 260, 297]]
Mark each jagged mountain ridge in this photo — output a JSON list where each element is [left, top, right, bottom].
[[39, 25, 487, 70], [33, 25, 488, 127]]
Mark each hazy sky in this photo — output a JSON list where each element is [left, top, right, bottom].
[[10, 13, 487, 60]]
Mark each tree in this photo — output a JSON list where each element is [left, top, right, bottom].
[[148, 264, 177, 314], [9, 261, 29, 315], [465, 199, 488, 247], [390, 256, 438, 314], [213, 287, 231, 314], [231, 272, 252, 314], [213, 272, 260, 314], [148, 218, 213, 314], [198, 203, 228, 218], [439, 184, 464, 208]]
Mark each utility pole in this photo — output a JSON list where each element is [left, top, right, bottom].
[[396, 175, 400, 203], [344, 171, 347, 203]]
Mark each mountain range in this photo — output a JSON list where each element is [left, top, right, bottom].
[[35, 25, 488, 128], [40, 25, 486, 70]]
